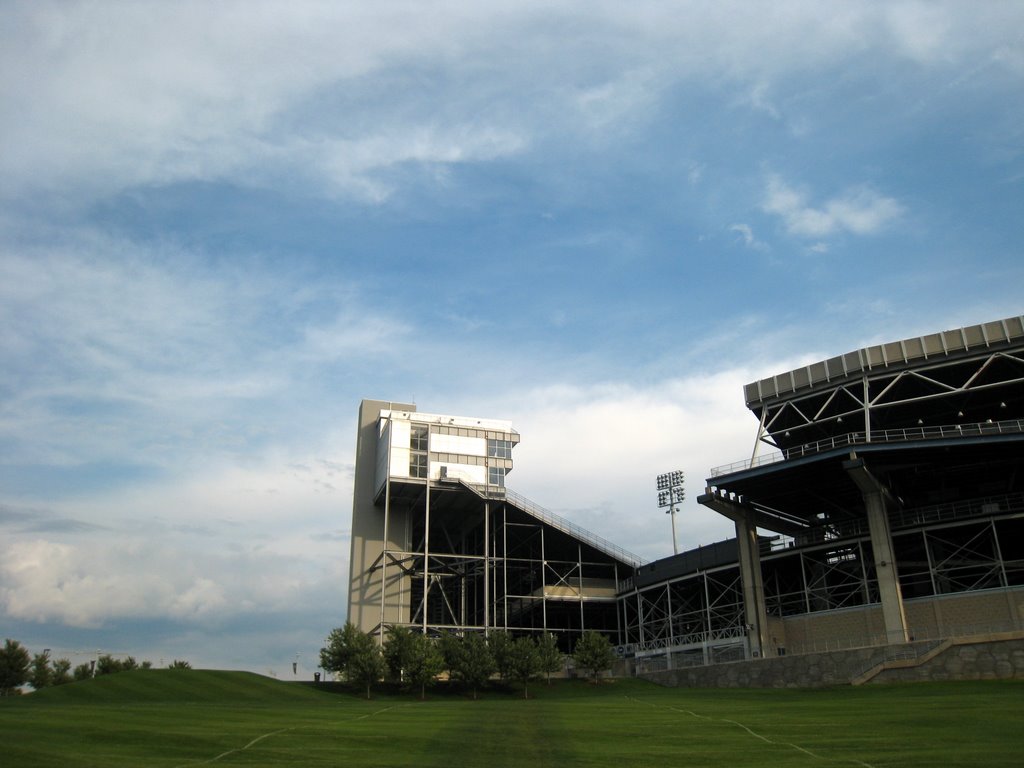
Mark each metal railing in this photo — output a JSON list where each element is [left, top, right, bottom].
[[892, 491, 1024, 528], [453, 479, 646, 567], [503, 487, 647, 568], [710, 418, 1024, 477], [630, 617, 1024, 677], [767, 491, 1024, 543]]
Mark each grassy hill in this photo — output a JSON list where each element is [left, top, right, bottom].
[[3, 673, 1022, 767], [18, 669, 331, 706]]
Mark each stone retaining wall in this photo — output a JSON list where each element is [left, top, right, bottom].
[[639, 636, 1024, 688], [870, 638, 1024, 684]]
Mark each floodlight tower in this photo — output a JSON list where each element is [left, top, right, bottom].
[[656, 470, 685, 555]]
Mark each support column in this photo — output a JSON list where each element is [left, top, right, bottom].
[[698, 490, 769, 658], [422, 475, 431, 633], [735, 513, 770, 658], [541, 527, 548, 632], [483, 501, 490, 635], [844, 457, 909, 644]]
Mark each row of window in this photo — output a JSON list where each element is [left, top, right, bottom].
[[487, 438, 513, 458], [410, 423, 518, 446], [407, 455, 505, 486], [489, 466, 506, 487], [409, 452, 427, 478], [433, 425, 519, 442], [408, 426, 510, 484], [432, 452, 511, 467]]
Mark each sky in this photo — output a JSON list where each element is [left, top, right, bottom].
[[1, 0, 1022, 677]]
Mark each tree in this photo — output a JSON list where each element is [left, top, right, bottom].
[[73, 662, 94, 681], [405, 633, 444, 700], [508, 637, 540, 699], [96, 654, 122, 675], [320, 622, 361, 681], [1, 639, 31, 696], [168, 660, 191, 670], [536, 632, 563, 684], [383, 625, 417, 684], [29, 651, 53, 690], [438, 631, 462, 679], [51, 658, 73, 686], [455, 633, 495, 700], [346, 628, 384, 700], [487, 630, 514, 682], [573, 631, 615, 681]]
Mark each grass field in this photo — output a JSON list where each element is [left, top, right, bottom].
[[2, 671, 1022, 767]]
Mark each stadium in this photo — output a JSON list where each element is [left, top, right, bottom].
[[348, 315, 1024, 683]]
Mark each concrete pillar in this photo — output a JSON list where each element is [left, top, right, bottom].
[[698, 490, 770, 658], [735, 513, 770, 658], [349, 399, 415, 634], [844, 458, 909, 644]]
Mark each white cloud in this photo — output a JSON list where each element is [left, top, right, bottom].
[[0, 1, 527, 201], [1, 539, 223, 627], [485, 368, 802, 560], [572, 67, 664, 138], [882, 2, 954, 64], [762, 175, 904, 238], [0, 229, 416, 469], [730, 223, 768, 251], [2, 0, 1022, 675], [3, 1, 1020, 204], [738, 81, 781, 120], [0, 451, 353, 629]]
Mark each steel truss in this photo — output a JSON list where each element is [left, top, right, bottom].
[[893, 516, 1016, 599], [751, 348, 1024, 454], [622, 505, 1024, 663], [366, 480, 625, 651], [761, 538, 879, 619], [620, 565, 746, 660], [760, 510, 1021, 617]]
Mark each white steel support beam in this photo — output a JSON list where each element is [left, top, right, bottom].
[[502, 505, 508, 629], [863, 374, 871, 442], [422, 476, 431, 633], [483, 500, 489, 635], [578, 544, 586, 631], [541, 527, 548, 632]]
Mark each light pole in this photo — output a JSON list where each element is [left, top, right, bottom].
[[656, 470, 685, 555]]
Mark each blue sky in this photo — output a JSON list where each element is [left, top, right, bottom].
[[2, 1, 1022, 676]]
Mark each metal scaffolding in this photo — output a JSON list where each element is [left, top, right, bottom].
[[363, 477, 636, 651]]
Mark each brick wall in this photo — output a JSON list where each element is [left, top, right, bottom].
[[773, 587, 1024, 654]]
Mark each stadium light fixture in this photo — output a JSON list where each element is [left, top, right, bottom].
[[656, 470, 685, 555]]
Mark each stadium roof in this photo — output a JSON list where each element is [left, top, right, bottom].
[[744, 315, 1024, 409]]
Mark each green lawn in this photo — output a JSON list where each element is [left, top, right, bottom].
[[2, 670, 1022, 767]]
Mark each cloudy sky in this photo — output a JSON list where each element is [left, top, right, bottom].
[[2, 1, 1022, 676]]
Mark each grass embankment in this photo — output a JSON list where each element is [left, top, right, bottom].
[[2, 670, 1022, 767]]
